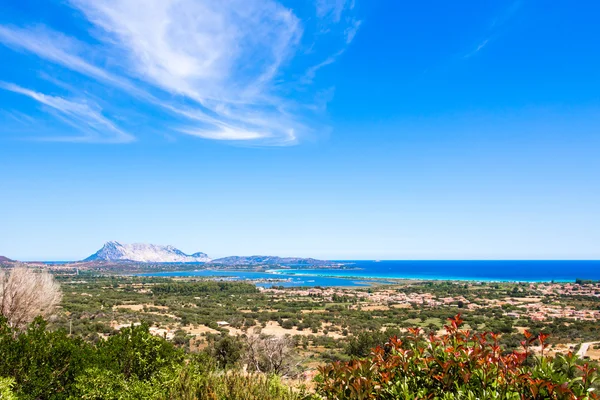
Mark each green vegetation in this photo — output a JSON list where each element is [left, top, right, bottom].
[[48, 276, 600, 362], [317, 316, 600, 399], [4, 270, 600, 398], [0, 317, 305, 400], [2, 313, 599, 399]]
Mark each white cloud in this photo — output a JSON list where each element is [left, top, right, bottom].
[[65, 0, 305, 144], [316, 0, 349, 23], [302, 50, 345, 83], [180, 127, 267, 141], [476, 39, 489, 52], [310, 0, 361, 82], [464, 38, 490, 58], [0, 0, 360, 145], [0, 25, 136, 93], [345, 19, 362, 44], [0, 82, 134, 143]]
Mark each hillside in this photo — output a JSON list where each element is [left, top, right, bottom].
[[81, 241, 331, 266], [84, 241, 211, 263], [210, 255, 331, 266]]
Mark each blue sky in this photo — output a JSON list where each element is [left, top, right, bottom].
[[1, 0, 599, 261]]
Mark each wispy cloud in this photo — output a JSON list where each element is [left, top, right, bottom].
[[305, 0, 361, 84], [464, 39, 490, 58], [179, 127, 268, 141], [490, 0, 522, 29], [0, 0, 361, 145], [0, 82, 134, 143], [316, 0, 350, 23], [0, 25, 135, 93], [345, 19, 362, 44], [71, 0, 306, 144], [463, 1, 522, 59], [302, 50, 345, 84]]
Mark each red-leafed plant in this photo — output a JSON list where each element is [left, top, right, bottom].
[[315, 314, 599, 399]]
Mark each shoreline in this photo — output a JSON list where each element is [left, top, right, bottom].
[[137, 268, 577, 285], [267, 269, 575, 283]]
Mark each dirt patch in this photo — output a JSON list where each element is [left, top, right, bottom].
[[361, 305, 389, 311], [586, 345, 600, 360], [225, 321, 345, 339], [182, 325, 220, 336], [113, 304, 169, 312], [512, 297, 543, 303]]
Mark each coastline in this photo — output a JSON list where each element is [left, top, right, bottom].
[[136, 267, 581, 286], [267, 269, 575, 283]]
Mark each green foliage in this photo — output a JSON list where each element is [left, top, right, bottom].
[[152, 281, 258, 295], [0, 317, 91, 399], [207, 335, 244, 368], [72, 367, 162, 400], [317, 315, 600, 400], [95, 323, 183, 380], [73, 360, 306, 400], [0, 316, 306, 399], [345, 328, 402, 358], [0, 377, 17, 400]]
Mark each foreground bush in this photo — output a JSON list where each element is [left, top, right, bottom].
[[316, 315, 599, 399], [2, 314, 599, 399], [0, 267, 62, 330], [73, 365, 302, 400], [0, 317, 305, 400], [0, 377, 17, 400]]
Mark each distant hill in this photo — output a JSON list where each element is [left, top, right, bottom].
[[81, 242, 330, 266], [84, 241, 211, 263], [210, 255, 331, 266], [0, 255, 14, 263]]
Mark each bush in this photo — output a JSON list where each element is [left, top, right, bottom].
[[208, 335, 244, 368], [317, 314, 600, 399], [281, 320, 294, 329], [0, 377, 17, 400], [96, 323, 183, 381], [0, 317, 91, 399]]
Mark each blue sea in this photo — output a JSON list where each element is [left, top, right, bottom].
[[138, 260, 600, 288], [136, 269, 374, 288]]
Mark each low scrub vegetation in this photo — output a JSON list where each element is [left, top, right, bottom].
[[0, 317, 305, 400], [1, 314, 598, 399], [316, 315, 600, 399], [1, 269, 599, 399]]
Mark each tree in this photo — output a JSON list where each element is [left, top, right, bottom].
[[209, 335, 244, 369], [244, 335, 299, 376], [96, 323, 183, 380], [0, 267, 62, 330]]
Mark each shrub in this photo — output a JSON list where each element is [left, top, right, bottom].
[[244, 335, 300, 376], [0, 377, 17, 400], [208, 335, 244, 368], [0, 267, 62, 330], [96, 323, 183, 381], [316, 314, 600, 399], [0, 317, 91, 399]]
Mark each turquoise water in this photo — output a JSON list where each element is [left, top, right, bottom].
[[136, 269, 374, 288], [276, 260, 600, 282], [138, 260, 600, 287]]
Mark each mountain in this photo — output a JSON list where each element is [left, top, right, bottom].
[[210, 255, 331, 266], [0, 255, 14, 263], [84, 241, 211, 263]]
